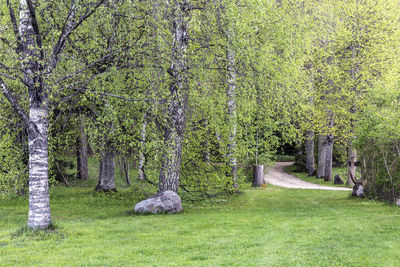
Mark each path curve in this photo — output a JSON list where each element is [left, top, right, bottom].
[[264, 162, 352, 191]]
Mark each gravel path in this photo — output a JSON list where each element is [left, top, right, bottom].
[[264, 162, 352, 191]]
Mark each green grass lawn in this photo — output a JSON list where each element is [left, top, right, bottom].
[[1, 164, 400, 266]]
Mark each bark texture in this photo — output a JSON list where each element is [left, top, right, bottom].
[[317, 135, 327, 178], [305, 131, 316, 176], [96, 145, 116, 192], [18, 0, 52, 229], [138, 116, 147, 180], [226, 38, 238, 188], [2, 0, 103, 229], [252, 165, 265, 187], [27, 107, 51, 229], [158, 0, 190, 193], [324, 134, 334, 182]]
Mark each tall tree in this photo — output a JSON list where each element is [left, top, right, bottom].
[[158, 0, 191, 193], [1, 0, 105, 229]]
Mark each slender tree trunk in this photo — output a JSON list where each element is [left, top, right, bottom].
[[158, 0, 190, 193], [119, 156, 124, 181], [124, 159, 130, 186], [226, 40, 238, 188], [213, 0, 238, 189], [324, 134, 334, 181], [317, 135, 327, 178], [305, 131, 316, 176], [324, 114, 334, 182], [76, 114, 88, 179], [138, 116, 147, 180], [95, 141, 116, 192], [347, 147, 356, 186]]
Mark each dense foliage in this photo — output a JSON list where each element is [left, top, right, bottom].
[[1, 0, 400, 204]]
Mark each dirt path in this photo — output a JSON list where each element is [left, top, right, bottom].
[[264, 162, 352, 191]]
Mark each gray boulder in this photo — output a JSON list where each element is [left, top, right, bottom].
[[135, 190, 183, 214], [334, 175, 344, 185], [352, 184, 364, 197]]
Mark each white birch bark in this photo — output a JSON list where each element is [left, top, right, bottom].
[[138, 115, 147, 180], [19, 0, 52, 229], [226, 42, 238, 187], [27, 107, 51, 229]]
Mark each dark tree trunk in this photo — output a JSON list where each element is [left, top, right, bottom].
[[324, 134, 334, 182], [305, 131, 316, 176], [124, 159, 130, 186], [158, 0, 190, 193], [252, 165, 265, 187], [317, 135, 327, 178], [95, 144, 116, 192], [76, 114, 88, 179]]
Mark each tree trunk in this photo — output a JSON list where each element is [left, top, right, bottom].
[[317, 135, 327, 178], [124, 159, 130, 186], [252, 165, 265, 187], [324, 134, 334, 182], [18, 0, 52, 229], [346, 147, 356, 186], [95, 145, 116, 192], [27, 106, 52, 229], [305, 131, 316, 176], [76, 114, 88, 179], [138, 116, 147, 180], [159, 128, 184, 193], [226, 39, 238, 188], [158, 0, 190, 193]]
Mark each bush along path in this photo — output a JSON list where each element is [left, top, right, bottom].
[[265, 162, 352, 191]]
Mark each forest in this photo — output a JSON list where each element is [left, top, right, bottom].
[[1, 0, 400, 265]]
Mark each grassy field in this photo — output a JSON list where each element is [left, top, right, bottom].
[[1, 163, 400, 266]]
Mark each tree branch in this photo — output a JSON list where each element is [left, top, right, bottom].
[[0, 77, 29, 128], [57, 49, 122, 83], [26, 0, 43, 50], [6, 0, 22, 50], [47, 0, 106, 73]]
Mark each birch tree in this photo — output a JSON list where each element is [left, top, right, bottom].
[[0, 0, 105, 229]]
